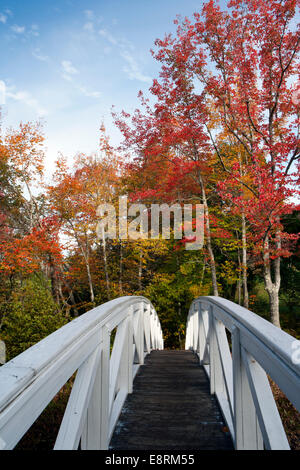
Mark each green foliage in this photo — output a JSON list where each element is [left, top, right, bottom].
[[145, 273, 187, 349], [0, 279, 68, 361]]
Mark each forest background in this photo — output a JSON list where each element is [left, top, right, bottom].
[[0, 0, 299, 449]]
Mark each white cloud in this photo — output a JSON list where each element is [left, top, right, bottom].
[[6, 88, 47, 116], [103, 46, 111, 55], [60, 60, 101, 98], [11, 24, 25, 34], [99, 28, 117, 45], [98, 27, 150, 83], [0, 13, 7, 24], [61, 60, 79, 81], [82, 9, 102, 34], [120, 50, 152, 83], [32, 48, 49, 62], [83, 22, 94, 33], [30, 24, 39, 37], [78, 85, 101, 99], [62, 73, 73, 82], [84, 10, 94, 20]]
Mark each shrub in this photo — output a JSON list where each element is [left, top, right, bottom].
[[0, 279, 68, 361]]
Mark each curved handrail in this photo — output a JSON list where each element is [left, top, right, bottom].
[[0, 296, 164, 450], [185, 296, 300, 450]]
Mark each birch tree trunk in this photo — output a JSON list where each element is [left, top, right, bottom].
[[85, 255, 95, 305], [263, 236, 281, 328]]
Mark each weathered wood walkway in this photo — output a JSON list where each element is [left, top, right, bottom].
[[110, 350, 233, 450]]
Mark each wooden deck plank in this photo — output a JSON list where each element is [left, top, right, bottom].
[[110, 350, 234, 450]]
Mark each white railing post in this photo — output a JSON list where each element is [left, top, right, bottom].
[[127, 307, 133, 394], [241, 348, 289, 449], [139, 302, 145, 365], [189, 314, 193, 350], [185, 315, 189, 350], [193, 303, 199, 353], [144, 304, 151, 354], [74, 350, 102, 451], [155, 314, 159, 349], [152, 310, 156, 350], [81, 325, 110, 450], [100, 325, 110, 450], [149, 308, 154, 350], [208, 306, 223, 396], [198, 303, 206, 364], [232, 326, 263, 450]]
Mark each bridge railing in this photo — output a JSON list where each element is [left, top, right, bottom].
[[185, 296, 300, 450], [0, 296, 163, 450]]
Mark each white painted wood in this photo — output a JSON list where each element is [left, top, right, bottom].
[[0, 296, 164, 450], [149, 309, 154, 350], [198, 296, 300, 378], [0, 296, 146, 412], [81, 325, 111, 451], [0, 325, 102, 450], [241, 347, 290, 450], [144, 305, 151, 354], [198, 304, 205, 362], [215, 392, 235, 440], [185, 317, 190, 350], [203, 364, 210, 378], [239, 327, 300, 411], [54, 348, 101, 450], [99, 326, 110, 449], [186, 295, 300, 450], [109, 319, 128, 413], [133, 364, 140, 380], [127, 308, 133, 394], [232, 327, 263, 450], [154, 314, 159, 350], [214, 320, 234, 421], [139, 302, 145, 364], [199, 307, 210, 365], [108, 389, 127, 441], [193, 304, 199, 353], [132, 306, 143, 365], [2, 290, 298, 452], [209, 309, 223, 396]]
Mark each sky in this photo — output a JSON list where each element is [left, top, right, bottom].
[[0, 0, 226, 179]]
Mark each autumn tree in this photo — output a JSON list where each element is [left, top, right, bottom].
[[48, 125, 121, 306], [115, 0, 300, 327], [0, 121, 62, 298]]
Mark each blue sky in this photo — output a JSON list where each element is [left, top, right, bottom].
[[0, 0, 226, 177]]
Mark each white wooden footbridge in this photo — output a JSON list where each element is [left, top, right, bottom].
[[0, 296, 299, 450]]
